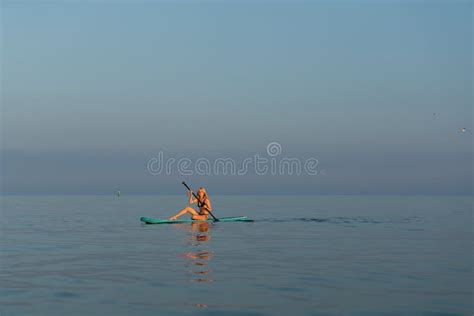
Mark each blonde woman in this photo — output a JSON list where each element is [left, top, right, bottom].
[[169, 187, 213, 221]]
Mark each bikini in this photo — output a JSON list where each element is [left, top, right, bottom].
[[198, 199, 208, 215]]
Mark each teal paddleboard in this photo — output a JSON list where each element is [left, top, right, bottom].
[[140, 216, 253, 224]]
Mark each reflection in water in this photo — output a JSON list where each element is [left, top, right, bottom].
[[176, 222, 213, 309], [175, 221, 214, 285]]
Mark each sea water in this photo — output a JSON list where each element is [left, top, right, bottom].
[[0, 195, 472, 316]]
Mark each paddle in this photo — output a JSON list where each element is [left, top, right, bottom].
[[182, 181, 220, 222]]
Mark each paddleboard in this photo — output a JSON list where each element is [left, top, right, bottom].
[[140, 216, 253, 224]]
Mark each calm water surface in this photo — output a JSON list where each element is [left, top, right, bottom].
[[1, 195, 472, 315]]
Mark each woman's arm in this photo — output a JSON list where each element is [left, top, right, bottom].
[[187, 191, 197, 205], [202, 199, 212, 212]]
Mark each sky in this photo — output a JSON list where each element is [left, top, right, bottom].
[[1, 0, 472, 195]]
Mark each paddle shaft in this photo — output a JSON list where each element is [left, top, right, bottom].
[[182, 182, 220, 222]]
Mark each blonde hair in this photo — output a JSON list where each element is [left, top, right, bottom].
[[198, 187, 208, 201]]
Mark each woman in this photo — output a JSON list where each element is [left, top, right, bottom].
[[169, 187, 213, 221]]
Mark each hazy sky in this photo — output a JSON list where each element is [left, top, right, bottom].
[[1, 0, 472, 194]]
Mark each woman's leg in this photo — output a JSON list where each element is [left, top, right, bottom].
[[191, 214, 208, 221], [169, 207, 199, 220]]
